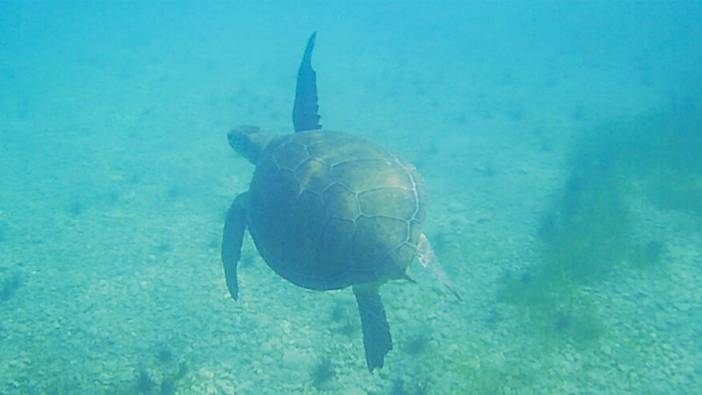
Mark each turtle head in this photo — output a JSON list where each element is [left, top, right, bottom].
[[227, 125, 275, 164]]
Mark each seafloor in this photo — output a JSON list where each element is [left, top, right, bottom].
[[1, 3, 700, 394]]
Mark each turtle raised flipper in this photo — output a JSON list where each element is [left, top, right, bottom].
[[353, 284, 392, 371], [293, 32, 321, 132], [221, 191, 249, 300]]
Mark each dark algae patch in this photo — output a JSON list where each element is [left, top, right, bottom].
[[129, 361, 187, 395], [499, 108, 702, 345], [389, 377, 432, 395], [0, 271, 23, 302], [310, 356, 335, 390]]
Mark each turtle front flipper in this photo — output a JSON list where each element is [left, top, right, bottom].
[[353, 284, 392, 371], [221, 192, 249, 300]]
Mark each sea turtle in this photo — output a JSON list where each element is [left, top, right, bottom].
[[221, 33, 454, 371]]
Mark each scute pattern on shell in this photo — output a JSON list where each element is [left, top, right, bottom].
[[247, 131, 425, 290]]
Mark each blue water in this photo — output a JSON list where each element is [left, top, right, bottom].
[[1, 1, 701, 394]]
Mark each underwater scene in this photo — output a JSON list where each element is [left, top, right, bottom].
[[1, 1, 701, 394]]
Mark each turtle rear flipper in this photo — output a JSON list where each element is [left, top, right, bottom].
[[222, 192, 249, 300], [417, 233, 463, 301], [353, 284, 392, 371]]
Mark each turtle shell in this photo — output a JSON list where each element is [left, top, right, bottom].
[[247, 130, 426, 290]]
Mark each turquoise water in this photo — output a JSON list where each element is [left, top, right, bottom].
[[1, 1, 701, 394]]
